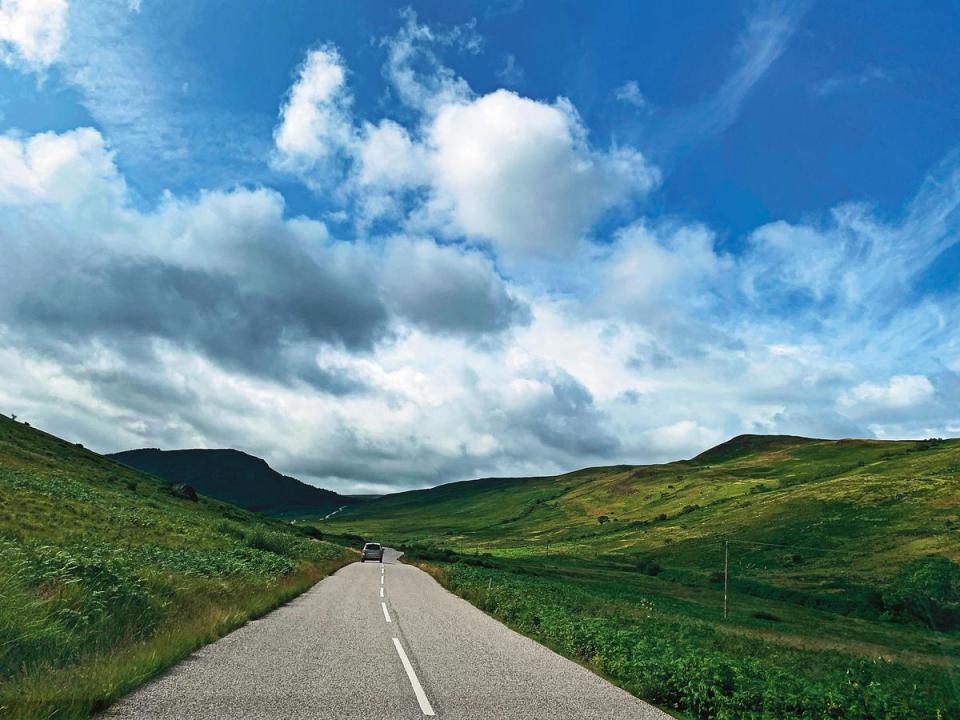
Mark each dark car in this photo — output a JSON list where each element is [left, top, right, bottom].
[[361, 542, 384, 562]]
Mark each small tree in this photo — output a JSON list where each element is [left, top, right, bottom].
[[882, 556, 960, 630]]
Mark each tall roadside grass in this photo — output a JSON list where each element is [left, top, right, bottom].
[[1, 557, 348, 719], [0, 414, 356, 719]]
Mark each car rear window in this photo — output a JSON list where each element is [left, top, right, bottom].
[[364, 543, 381, 550]]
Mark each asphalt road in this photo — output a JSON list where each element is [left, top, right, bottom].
[[104, 548, 669, 719]]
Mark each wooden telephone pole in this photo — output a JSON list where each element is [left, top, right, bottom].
[[723, 540, 729, 620]]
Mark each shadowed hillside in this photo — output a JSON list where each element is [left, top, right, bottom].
[[690, 433, 821, 463], [108, 448, 353, 517]]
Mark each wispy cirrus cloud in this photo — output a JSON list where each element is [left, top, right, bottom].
[[614, 80, 648, 109], [496, 52, 524, 86], [59, 0, 191, 165], [811, 66, 889, 98], [653, 1, 808, 152], [740, 147, 960, 323], [380, 8, 479, 114], [9, 0, 271, 193]]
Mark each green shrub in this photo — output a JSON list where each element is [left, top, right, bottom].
[[244, 528, 294, 556], [881, 556, 960, 630], [637, 558, 662, 576], [215, 520, 247, 540]]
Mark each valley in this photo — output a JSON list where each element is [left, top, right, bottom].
[[3, 420, 957, 719], [323, 434, 960, 718]]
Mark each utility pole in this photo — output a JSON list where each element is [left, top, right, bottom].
[[723, 540, 729, 620]]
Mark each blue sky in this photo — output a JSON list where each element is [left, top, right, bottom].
[[6, 1, 959, 234], [1, 0, 959, 492]]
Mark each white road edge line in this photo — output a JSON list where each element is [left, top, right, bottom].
[[381, 601, 391, 623], [380, 586, 384, 597], [392, 637, 435, 716]]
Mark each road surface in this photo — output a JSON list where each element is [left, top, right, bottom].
[[104, 548, 669, 719]]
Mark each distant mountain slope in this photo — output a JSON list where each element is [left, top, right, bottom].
[[108, 448, 352, 516], [327, 434, 960, 583], [691, 433, 821, 464]]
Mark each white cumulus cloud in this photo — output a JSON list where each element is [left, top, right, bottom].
[[274, 25, 660, 259], [838, 375, 935, 414], [356, 120, 429, 188], [273, 46, 354, 173], [0, 128, 125, 207], [0, 0, 67, 69], [597, 220, 726, 318], [643, 420, 724, 456], [426, 90, 659, 258]]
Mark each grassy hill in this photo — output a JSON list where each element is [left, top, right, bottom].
[[108, 448, 353, 517], [328, 434, 959, 579], [0, 415, 354, 719], [325, 434, 960, 719]]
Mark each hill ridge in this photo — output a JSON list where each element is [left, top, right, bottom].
[[691, 433, 823, 464], [329, 433, 960, 565], [108, 447, 352, 517]]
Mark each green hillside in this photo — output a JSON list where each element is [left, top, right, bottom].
[[0, 415, 354, 719], [329, 435, 959, 578], [325, 434, 960, 719], [108, 448, 354, 517]]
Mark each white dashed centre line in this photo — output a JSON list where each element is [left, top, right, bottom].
[[380, 586, 384, 597], [381, 601, 391, 623], [393, 637, 435, 716], [380, 575, 384, 585]]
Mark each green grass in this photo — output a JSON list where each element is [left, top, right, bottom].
[[415, 558, 957, 720], [0, 415, 355, 719], [325, 434, 960, 718]]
